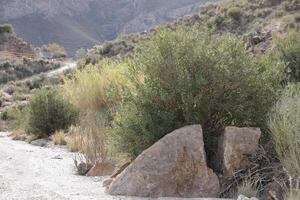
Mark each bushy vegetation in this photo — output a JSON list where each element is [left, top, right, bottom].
[[269, 83, 300, 178], [109, 27, 284, 158], [44, 43, 68, 59], [0, 24, 15, 35], [75, 48, 86, 60], [227, 7, 242, 21], [26, 88, 78, 137], [275, 31, 300, 83]]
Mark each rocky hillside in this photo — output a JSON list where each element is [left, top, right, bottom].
[[0, 0, 210, 55], [82, 0, 300, 66], [0, 24, 34, 57]]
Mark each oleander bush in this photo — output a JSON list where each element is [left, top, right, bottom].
[[109, 26, 284, 158]]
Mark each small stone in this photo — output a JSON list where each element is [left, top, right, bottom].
[[220, 126, 261, 177], [30, 139, 49, 147], [237, 195, 250, 200]]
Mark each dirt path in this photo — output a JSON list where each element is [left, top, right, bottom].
[[0, 132, 230, 200], [20, 61, 77, 82]]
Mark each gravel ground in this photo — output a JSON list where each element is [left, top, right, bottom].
[[0, 132, 231, 200]]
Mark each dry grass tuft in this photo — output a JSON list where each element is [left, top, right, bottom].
[[236, 177, 259, 198], [66, 126, 82, 152], [269, 83, 300, 178], [51, 130, 67, 145], [9, 129, 27, 141], [286, 190, 300, 200]]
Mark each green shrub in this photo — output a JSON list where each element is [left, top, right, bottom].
[[275, 10, 286, 18], [27, 88, 78, 137], [46, 43, 68, 58], [269, 83, 300, 178], [0, 24, 15, 35], [200, 2, 217, 14], [0, 111, 8, 120], [227, 7, 242, 21], [207, 15, 225, 29], [109, 26, 284, 158], [276, 31, 300, 83], [4, 107, 30, 131]]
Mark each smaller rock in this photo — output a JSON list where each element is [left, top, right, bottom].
[[237, 195, 250, 200], [75, 162, 93, 176], [30, 138, 49, 147], [87, 162, 115, 177], [103, 178, 113, 189], [220, 127, 261, 177], [51, 155, 63, 159]]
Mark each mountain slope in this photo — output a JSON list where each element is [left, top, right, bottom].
[[0, 0, 210, 55], [82, 0, 300, 66]]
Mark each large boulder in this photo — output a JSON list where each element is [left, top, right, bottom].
[[220, 127, 261, 177], [107, 125, 220, 198]]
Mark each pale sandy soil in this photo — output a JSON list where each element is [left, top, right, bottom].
[[0, 132, 231, 200]]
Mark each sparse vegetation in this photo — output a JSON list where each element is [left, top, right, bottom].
[[0, 57, 61, 84]]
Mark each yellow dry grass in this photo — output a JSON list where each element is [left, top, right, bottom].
[[66, 126, 82, 152], [51, 130, 67, 145]]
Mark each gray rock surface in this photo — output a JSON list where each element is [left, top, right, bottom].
[[108, 125, 220, 198], [30, 138, 49, 147], [220, 127, 261, 177]]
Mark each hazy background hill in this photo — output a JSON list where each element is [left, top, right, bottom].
[[0, 0, 210, 55]]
